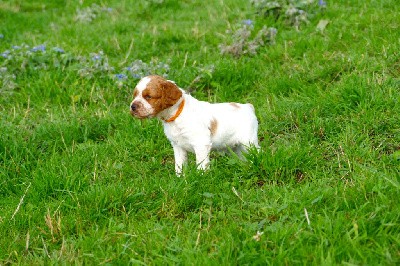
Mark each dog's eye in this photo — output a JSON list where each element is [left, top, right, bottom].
[[144, 95, 152, 100]]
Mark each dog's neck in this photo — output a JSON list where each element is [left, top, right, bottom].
[[158, 97, 185, 122]]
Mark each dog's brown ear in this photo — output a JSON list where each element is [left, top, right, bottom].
[[162, 80, 182, 108]]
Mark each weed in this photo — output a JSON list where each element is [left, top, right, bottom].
[[75, 3, 113, 23], [219, 22, 277, 57], [251, 0, 326, 29]]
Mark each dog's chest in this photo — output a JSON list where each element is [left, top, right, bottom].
[[163, 123, 194, 151]]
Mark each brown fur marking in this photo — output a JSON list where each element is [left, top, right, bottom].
[[230, 103, 240, 109], [209, 118, 218, 136], [142, 75, 182, 115]]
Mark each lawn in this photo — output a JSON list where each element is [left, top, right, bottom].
[[1, 0, 399, 264]]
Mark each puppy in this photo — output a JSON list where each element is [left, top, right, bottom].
[[130, 75, 259, 175]]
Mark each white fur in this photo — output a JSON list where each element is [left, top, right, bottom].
[[163, 93, 259, 174], [131, 77, 259, 175], [133, 77, 155, 117], [136, 76, 151, 90]]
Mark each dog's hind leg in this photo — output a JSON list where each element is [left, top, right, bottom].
[[233, 145, 246, 160], [194, 145, 211, 171]]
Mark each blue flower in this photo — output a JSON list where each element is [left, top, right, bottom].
[[115, 73, 127, 80], [1, 50, 10, 58], [53, 47, 65, 53], [12, 45, 21, 50], [318, 0, 327, 7], [92, 54, 101, 61], [270, 28, 278, 35], [32, 45, 46, 52], [242, 19, 253, 26], [0, 34, 4, 39]]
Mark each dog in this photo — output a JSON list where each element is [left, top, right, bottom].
[[130, 75, 259, 175]]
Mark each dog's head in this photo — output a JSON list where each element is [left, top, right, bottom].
[[130, 75, 182, 119]]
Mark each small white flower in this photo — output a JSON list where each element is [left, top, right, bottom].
[[252, 231, 264, 241]]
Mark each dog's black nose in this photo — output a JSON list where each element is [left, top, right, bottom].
[[131, 104, 136, 111]]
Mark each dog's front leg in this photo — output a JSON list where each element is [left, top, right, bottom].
[[194, 145, 211, 171], [173, 145, 187, 175]]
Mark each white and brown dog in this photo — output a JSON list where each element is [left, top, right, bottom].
[[130, 75, 259, 175]]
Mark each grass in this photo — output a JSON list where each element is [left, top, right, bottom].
[[1, 0, 399, 264]]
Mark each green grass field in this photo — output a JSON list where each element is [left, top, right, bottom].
[[1, 0, 399, 264]]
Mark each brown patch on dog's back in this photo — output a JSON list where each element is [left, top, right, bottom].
[[209, 118, 218, 136], [142, 75, 182, 114], [230, 103, 240, 109]]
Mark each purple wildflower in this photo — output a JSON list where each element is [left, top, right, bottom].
[[1, 50, 10, 58], [242, 19, 254, 26], [32, 45, 46, 52], [115, 73, 127, 80], [53, 47, 65, 53], [92, 54, 101, 61], [269, 27, 278, 36], [318, 0, 327, 7]]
